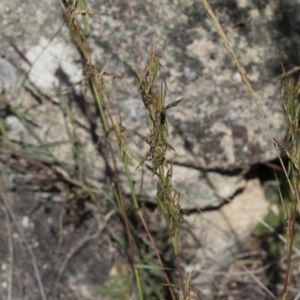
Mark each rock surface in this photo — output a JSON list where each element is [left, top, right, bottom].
[[0, 0, 295, 209], [180, 178, 270, 296], [1, 0, 293, 166], [0, 57, 17, 95], [85, 0, 290, 170]]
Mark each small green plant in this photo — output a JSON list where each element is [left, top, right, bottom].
[[252, 179, 290, 257], [136, 38, 193, 299], [99, 272, 132, 300]]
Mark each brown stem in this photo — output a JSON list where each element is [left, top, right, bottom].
[[138, 210, 176, 300]]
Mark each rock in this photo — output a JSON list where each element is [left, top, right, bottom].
[[24, 37, 82, 95], [4, 115, 33, 144], [84, 0, 289, 170], [0, 56, 17, 95], [0, 0, 295, 208], [122, 162, 246, 209], [180, 178, 270, 294]]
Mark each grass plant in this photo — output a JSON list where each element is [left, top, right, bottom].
[[60, 0, 192, 298], [202, 0, 300, 298], [1, 0, 300, 299]]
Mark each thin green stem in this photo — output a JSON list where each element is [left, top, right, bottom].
[[91, 81, 109, 132]]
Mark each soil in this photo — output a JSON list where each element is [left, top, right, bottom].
[[1, 146, 300, 300], [0, 157, 114, 300]]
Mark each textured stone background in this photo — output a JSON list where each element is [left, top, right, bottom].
[[1, 0, 298, 209], [0, 0, 299, 297]]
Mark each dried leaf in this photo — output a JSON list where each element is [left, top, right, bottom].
[[276, 66, 300, 79], [164, 98, 183, 110]]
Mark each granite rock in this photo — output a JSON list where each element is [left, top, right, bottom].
[[1, 0, 297, 209], [0, 56, 17, 95]]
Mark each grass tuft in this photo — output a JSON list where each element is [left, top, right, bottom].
[[203, 0, 300, 298]]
